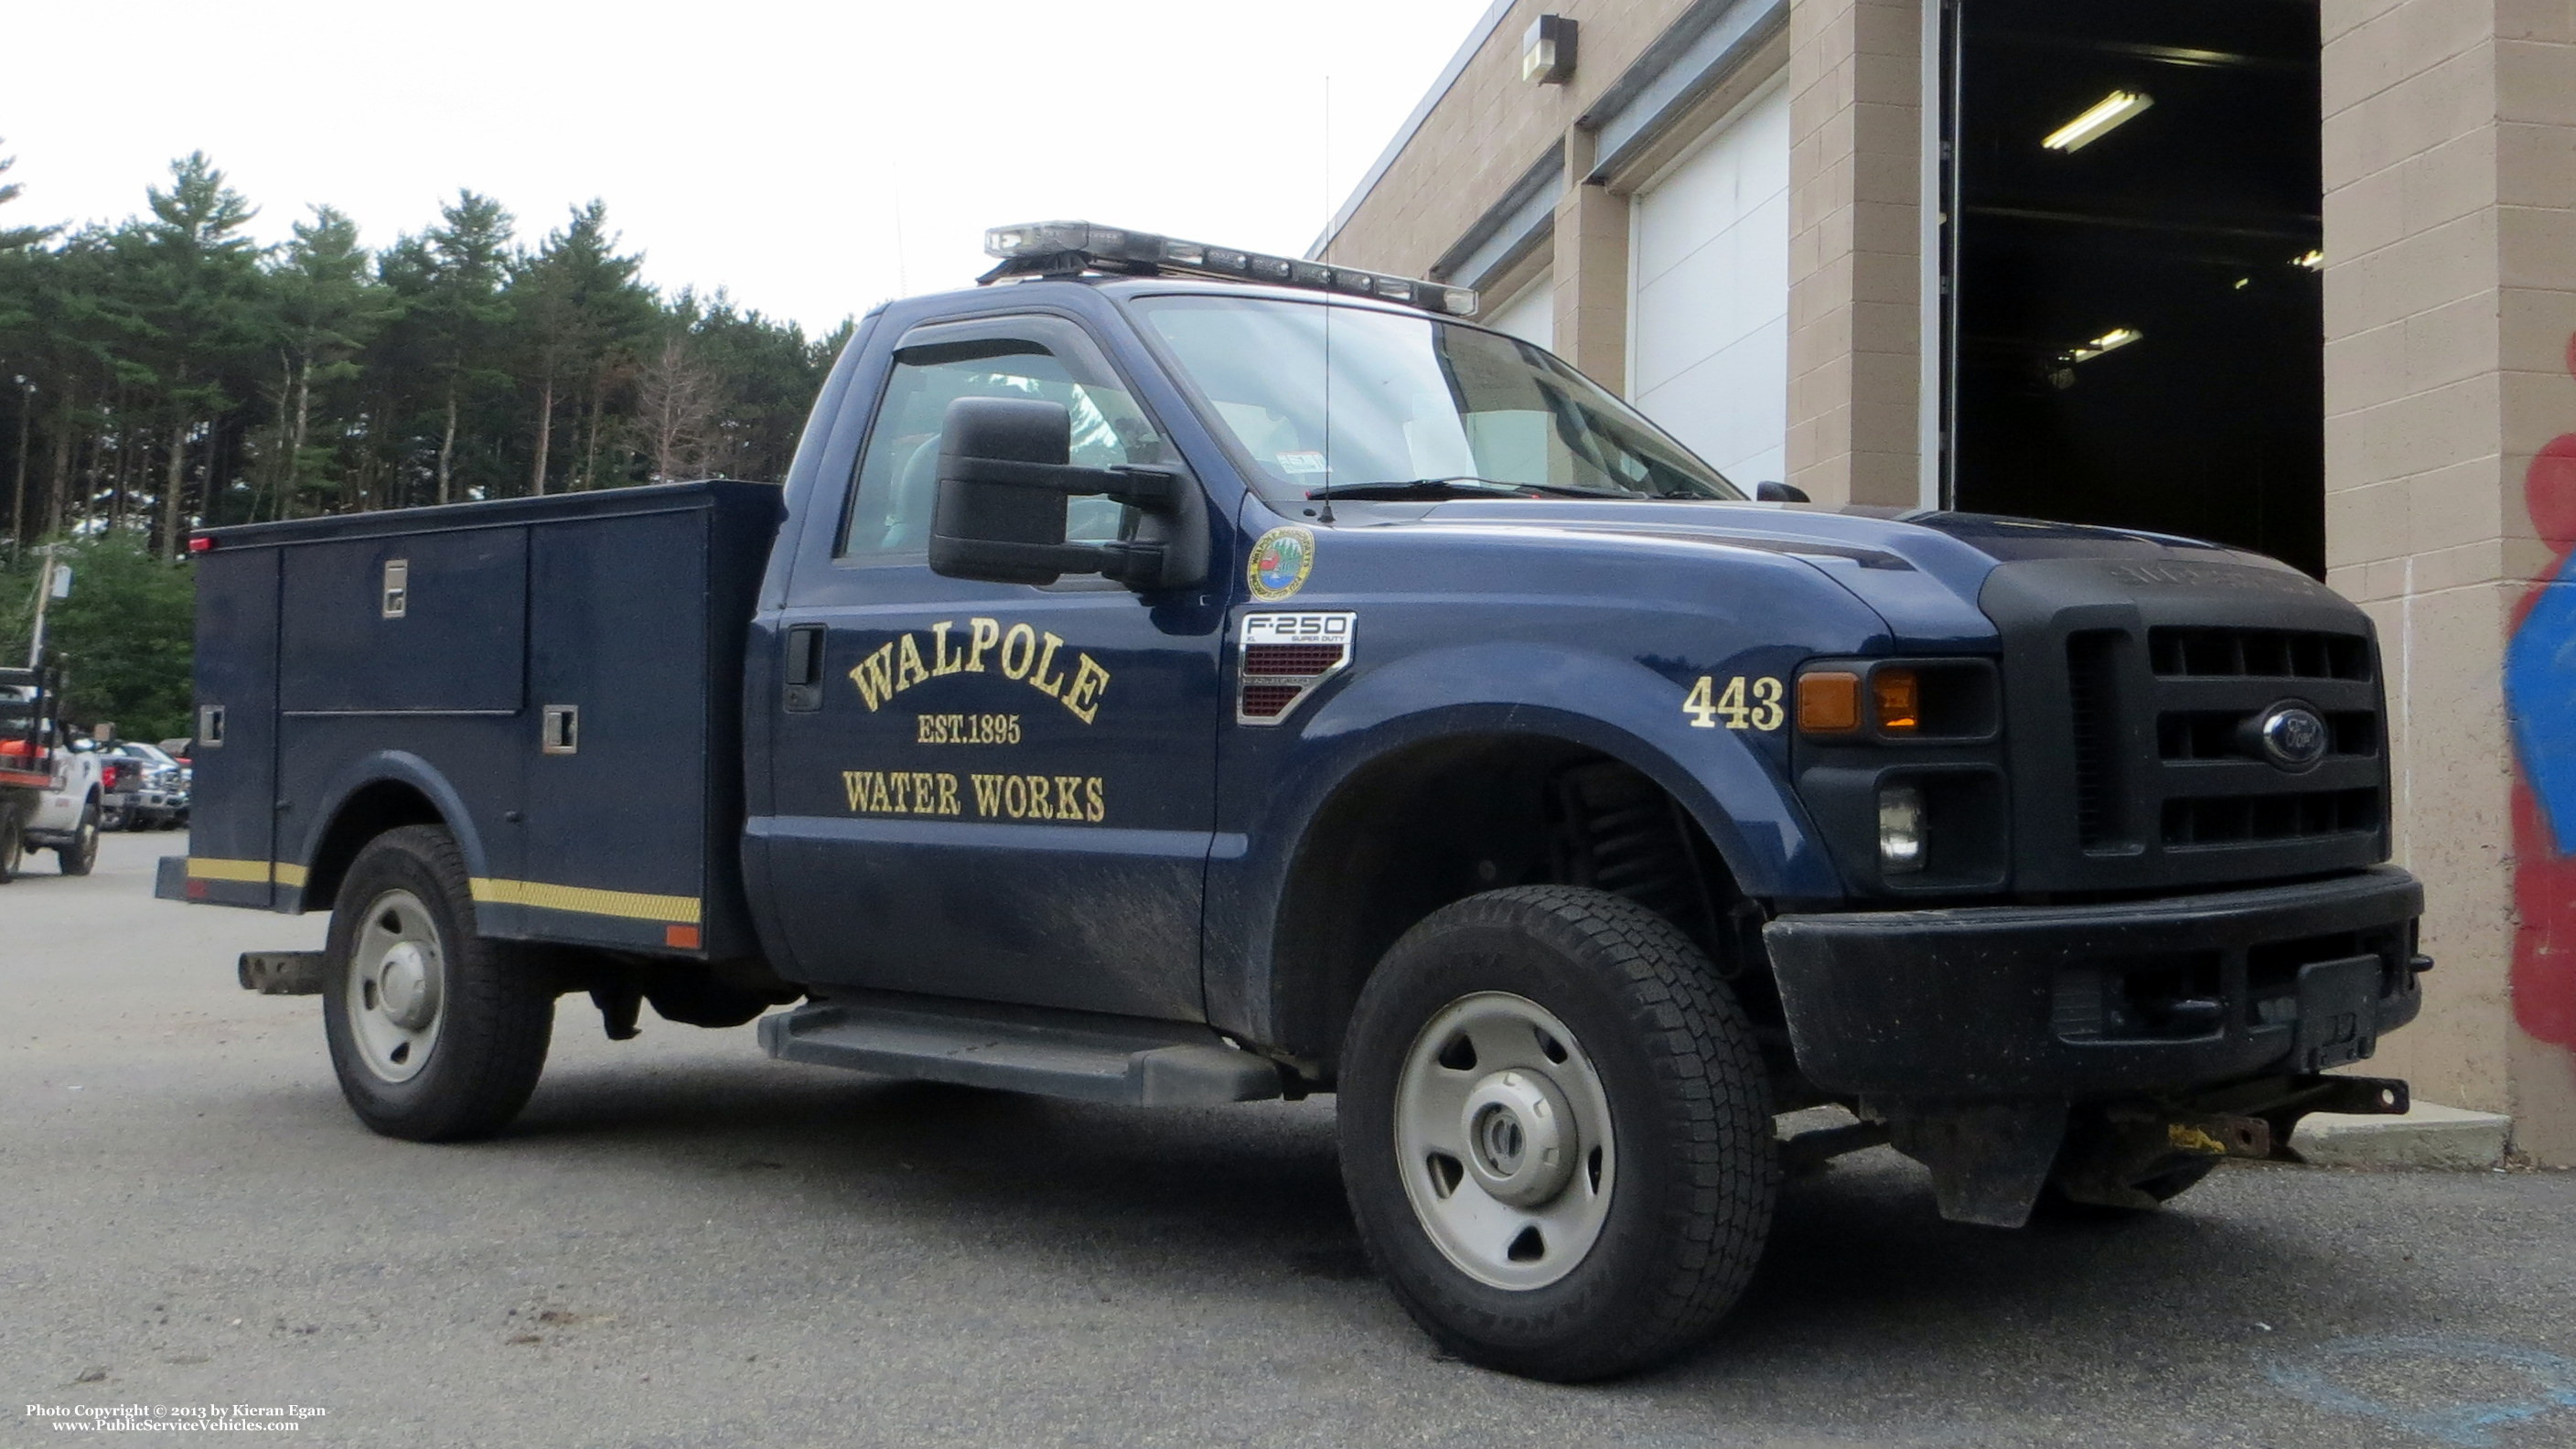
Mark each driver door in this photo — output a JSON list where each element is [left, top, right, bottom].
[[765, 313, 1225, 1023]]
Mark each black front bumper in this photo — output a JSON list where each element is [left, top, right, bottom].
[[1764, 867, 2424, 1099]]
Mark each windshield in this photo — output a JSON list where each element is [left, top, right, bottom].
[[1130, 295, 1742, 505]]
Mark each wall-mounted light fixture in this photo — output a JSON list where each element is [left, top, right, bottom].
[[1522, 15, 1576, 85], [2041, 91, 2152, 152]]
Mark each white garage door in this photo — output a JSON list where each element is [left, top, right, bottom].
[[1627, 77, 1791, 486], [1483, 270, 1554, 351]]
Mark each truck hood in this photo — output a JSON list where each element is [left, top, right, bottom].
[[1393, 498, 2300, 652]]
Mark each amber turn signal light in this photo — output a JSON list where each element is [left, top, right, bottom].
[[1797, 671, 1862, 734], [1873, 669, 1920, 733]]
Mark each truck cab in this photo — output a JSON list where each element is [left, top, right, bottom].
[[165, 221, 2425, 1381]]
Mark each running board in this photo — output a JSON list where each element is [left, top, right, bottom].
[[757, 993, 1285, 1107]]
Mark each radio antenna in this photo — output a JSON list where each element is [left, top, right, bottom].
[[1318, 73, 1336, 527]]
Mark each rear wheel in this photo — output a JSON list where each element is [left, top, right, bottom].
[[1338, 886, 1776, 1381], [322, 824, 553, 1141], [56, 798, 99, 875]]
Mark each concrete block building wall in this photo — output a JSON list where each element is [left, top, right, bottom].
[[2320, 0, 2576, 1159], [1322, 0, 2576, 1159]]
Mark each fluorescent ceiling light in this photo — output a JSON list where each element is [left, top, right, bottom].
[[2065, 327, 2142, 364], [2292, 249, 2325, 270], [2043, 91, 2153, 152]]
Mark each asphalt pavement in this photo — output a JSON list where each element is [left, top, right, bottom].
[[4, 832, 2573, 1448]]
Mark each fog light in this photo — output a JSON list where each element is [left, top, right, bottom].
[[1879, 784, 1926, 874]]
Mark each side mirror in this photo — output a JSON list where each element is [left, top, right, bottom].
[[928, 397, 1207, 589], [1755, 480, 1809, 503]]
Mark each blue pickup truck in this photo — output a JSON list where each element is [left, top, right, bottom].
[[164, 221, 2426, 1379]]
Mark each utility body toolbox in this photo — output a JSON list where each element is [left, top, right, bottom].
[[164, 481, 782, 957]]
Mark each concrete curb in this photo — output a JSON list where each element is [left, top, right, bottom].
[[2290, 1100, 2512, 1170]]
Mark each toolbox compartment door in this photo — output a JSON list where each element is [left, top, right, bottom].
[[188, 544, 283, 906], [280, 526, 527, 714]]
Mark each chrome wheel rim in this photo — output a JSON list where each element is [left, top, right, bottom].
[[1394, 992, 1615, 1290], [346, 888, 445, 1082]]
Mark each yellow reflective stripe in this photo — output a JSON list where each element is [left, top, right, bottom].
[[187, 858, 310, 886], [468, 877, 701, 925], [187, 857, 274, 884]]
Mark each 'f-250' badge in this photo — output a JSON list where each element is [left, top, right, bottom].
[[1248, 526, 1315, 602]]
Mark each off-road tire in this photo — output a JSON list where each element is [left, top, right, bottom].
[[323, 824, 553, 1141], [56, 797, 100, 875], [1338, 886, 1776, 1381]]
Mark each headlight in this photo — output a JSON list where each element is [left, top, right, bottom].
[[1878, 784, 1927, 874]]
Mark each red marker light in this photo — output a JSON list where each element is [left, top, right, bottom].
[[187, 534, 215, 553]]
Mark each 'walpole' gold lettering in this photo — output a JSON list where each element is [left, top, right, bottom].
[[845, 621, 1108, 721]]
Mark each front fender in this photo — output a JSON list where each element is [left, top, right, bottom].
[[1205, 641, 1847, 1046], [1294, 641, 1837, 896]]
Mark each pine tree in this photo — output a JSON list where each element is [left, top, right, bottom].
[[261, 207, 388, 521], [123, 154, 268, 554], [411, 192, 513, 505], [509, 201, 655, 496]]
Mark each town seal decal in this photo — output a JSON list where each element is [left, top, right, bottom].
[[1247, 525, 1315, 603]]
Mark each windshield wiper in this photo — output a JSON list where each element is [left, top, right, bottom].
[[1304, 476, 1633, 501]]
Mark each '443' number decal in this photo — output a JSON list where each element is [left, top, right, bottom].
[[1684, 675, 1785, 731]]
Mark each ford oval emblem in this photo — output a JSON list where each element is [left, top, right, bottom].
[[2256, 704, 2329, 771]]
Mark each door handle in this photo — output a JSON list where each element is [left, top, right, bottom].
[[783, 625, 825, 713]]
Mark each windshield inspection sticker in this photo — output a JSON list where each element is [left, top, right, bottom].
[[1248, 525, 1316, 602], [1276, 450, 1328, 475]]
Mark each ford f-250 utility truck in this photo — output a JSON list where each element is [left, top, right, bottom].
[[162, 220, 2427, 1380]]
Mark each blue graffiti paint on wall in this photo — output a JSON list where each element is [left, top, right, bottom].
[[2266, 1336, 2576, 1447], [2508, 574, 2576, 855]]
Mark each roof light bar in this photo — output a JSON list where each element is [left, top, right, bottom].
[[982, 220, 1478, 317], [2041, 91, 2153, 153]]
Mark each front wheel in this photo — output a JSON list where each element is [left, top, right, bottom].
[[322, 824, 554, 1141], [99, 802, 129, 832], [56, 798, 100, 875], [1338, 886, 1776, 1381], [0, 807, 23, 883]]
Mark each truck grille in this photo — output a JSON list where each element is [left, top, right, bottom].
[[1998, 573, 2390, 894]]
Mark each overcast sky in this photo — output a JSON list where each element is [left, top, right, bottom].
[[5, 0, 1497, 337]]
